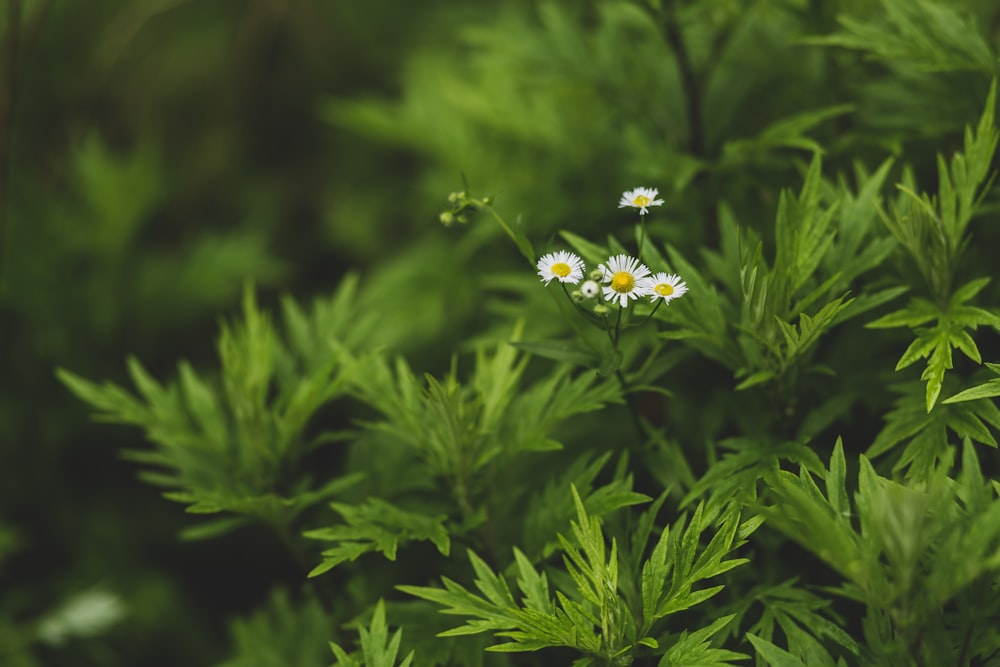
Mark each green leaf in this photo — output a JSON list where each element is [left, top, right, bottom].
[[723, 106, 854, 156], [658, 615, 746, 666], [747, 633, 808, 667], [560, 230, 609, 267], [866, 299, 937, 329], [735, 370, 775, 391], [305, 498, 450, 575], [944, 379, 1000, 404], [330, 599, 415, 667], [510, 340, 599, 366], [807, 0, 997, 73]]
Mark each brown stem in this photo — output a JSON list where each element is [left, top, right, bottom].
[[0, 0, 22, 287], [661, 0, 704, 157]]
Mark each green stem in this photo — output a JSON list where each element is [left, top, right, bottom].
[[635, 299, 664, 326], [475, 199, 535, 266], [615, 367, 645, 441], [637, 215, 647, 261], [599, 306, 645, 443], [561, 281, 605, 327]]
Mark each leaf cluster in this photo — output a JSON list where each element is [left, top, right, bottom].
[[402, 486, 757, 666], [57, 284, 371, 530], [764, 439, 1000, 665]]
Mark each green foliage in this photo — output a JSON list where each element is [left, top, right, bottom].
[[340, 323, 622, 515], [868, 278, 1000, 412], [866, 82, 1000, 411], [401, 486, 754, 666], [306, 499, 451, 577], [330, 600, 415, 667], [21, 0, 1000, 666], [867, 381, 1000, 479], [57, 284, 369, 530], [764, 439, 1000, 665], [809, 0, 997, 74], [738, 580, 859, 667], [654, 153, 899, 406], [217, 589, 333, 667], [945, 362, 1000, 403]]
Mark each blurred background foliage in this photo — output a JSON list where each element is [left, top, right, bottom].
[[2, 0, 1000, 665]]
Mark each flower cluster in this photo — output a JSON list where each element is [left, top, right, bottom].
[[535, 186, 686, 320], [536, 251, 687, 308]]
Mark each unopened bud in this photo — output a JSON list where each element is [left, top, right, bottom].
[[439, 211, 455, 226]]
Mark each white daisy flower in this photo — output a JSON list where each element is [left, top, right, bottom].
[[598, 254, 651, 307], [536, 250, 584, 285], [644, 272, 688, 304], [580, 280, 600, 299], [618, 187, 664, 215]]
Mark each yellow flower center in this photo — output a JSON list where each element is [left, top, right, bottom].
[[633, 195, 650, 207], [655, 283, 674, 297], [551, 262, 571, 277], [610, 271, 635, 293]]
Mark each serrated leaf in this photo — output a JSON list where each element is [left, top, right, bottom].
[[658, 615, 745, 667]]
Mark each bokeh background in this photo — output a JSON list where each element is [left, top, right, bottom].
[[3, 0, 999, 665]]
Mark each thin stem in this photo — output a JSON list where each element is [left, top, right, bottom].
[[561, 281, 605, 327], [474, 199, 535, 266], [635, 299, 664, 326], [480, 203, 517, 245], [615, 367, 644, 441], [957, 618, 975, 667], [599, 306, 644, 442], [637, 215, 647, 261], [613, 306, 624, 346]]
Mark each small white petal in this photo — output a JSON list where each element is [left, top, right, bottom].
[[598, 254, 652, 307], [618, 187, 664, 215], [646, 272, 688, 304], [536, 251, 585, 285]]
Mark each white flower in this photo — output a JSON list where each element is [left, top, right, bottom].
[[536, 250, 584, 285], [580, 280, 600, 299], [644, 272, 688, 304], [598, 254, 651, 307], [618, 187, 664, 215]]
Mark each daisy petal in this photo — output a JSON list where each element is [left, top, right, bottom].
[[536, 251, 585, 285]]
